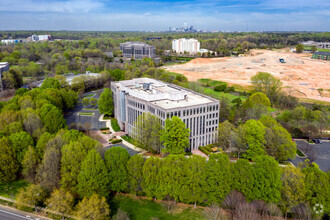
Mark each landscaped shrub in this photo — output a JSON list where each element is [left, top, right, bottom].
[[225, 86, 235, 93], [214, 82, 228, 92], [111, 118, 121, 132], [100, 127, 109, 131], [121, 135, 135, 144], [111, 139, 122, 144], [199, 146, 211, 156]]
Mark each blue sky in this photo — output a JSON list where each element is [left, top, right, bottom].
[[0, 0, 329, 31]]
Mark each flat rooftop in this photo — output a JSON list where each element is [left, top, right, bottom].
[[114, 78, 216, 110]]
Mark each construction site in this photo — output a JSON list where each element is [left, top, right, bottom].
[[165, 49, 330, 103]]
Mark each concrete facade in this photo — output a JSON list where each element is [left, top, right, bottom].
[[120, 42, 156, 59], [172, 38, 200, 54], [111, 78, 220, 151]]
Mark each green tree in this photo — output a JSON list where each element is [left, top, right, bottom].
[[9, 131, 34, 164], [71, 77, 85, 93], [126, 154, 145, 195], [142, 157, 162, 198], [302, 163, 329, 212], [104, 147, 130, 192], [181, 155, 207, 207], [280, 166, 306, 217], [77, 150, 109, 198], [133, 113, 162, 153], [61, 141, 89, 192], [205, 154, 232, 204], [239, 120, 266, 160], [75, 194, 110, 220], [22, 146, 39, 183], [311, 45, 317, 53], [3, 121, 23, 136], [217, 120, 238, 151], [98, 88, 113, 116], [251, 155, 282, 203], [243, 92, 271, 109], [35, 132, 53, 160], [296, 44, 304, 53], [259, 115, 296, 161], [231, 159, 254, 201], [16, 184, 46, 212], [41, 77, 61, 90], [160, 116, 190, 154], [158, 155, 187, 201], [0, 137, 19, 182], [40, 104, 66, 134], [82, 97, 90, 107], [36, 145, 61, 191], [110, 69, 125, 81], [46, 189, 74, 219], [250, 72, 282, 99]]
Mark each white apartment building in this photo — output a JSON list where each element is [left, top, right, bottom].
[[172, 38, 200, 54], [111, 78, 220, 151]]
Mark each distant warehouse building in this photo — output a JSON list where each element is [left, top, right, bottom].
[[312, 51, 330, 61], [111, 78, 220, 150], [172, 38, 200, 54], [120, 42, 156, 59]]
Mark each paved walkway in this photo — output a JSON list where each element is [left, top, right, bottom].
[[99, 114, 147, 154]]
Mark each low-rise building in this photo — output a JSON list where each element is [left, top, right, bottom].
[[111, 78, 220, 151], [312, 51, 330, 61], [120, 42, 156, 59]]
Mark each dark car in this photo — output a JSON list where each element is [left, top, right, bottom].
[[312, 139, 322, 144]]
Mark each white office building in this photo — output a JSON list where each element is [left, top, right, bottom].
[[111, 78, 220, 150], [172, 38, 200, 54]]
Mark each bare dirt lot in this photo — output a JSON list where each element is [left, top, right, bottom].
[[165, 49, 330, 103]]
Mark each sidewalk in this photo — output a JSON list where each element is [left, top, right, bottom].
[[99, 114, 147, 154], [0, 196, 73, 219]]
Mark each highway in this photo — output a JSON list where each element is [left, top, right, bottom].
[[0, 205, 48, 220]]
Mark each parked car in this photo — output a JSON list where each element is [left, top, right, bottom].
[[312, 138, 322, 144]]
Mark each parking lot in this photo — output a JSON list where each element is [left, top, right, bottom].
[[64, 90, 106, 131], [290, 140, 330, 172]]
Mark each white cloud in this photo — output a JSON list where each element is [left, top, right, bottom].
[[0, 0, 104, 13]]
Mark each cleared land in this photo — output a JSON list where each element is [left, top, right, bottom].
[[165, 49, 330, 102]]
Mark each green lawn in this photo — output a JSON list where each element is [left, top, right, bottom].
[[78, 112, 93, 116], [111, 118, 121, 132], [83, 94, 95, 98], [121, 135, 135, 145], [202, 87, 247, 102], [110, 195, 205, 220], [296, 148, 305, 157], [0, 180, 29, 199]]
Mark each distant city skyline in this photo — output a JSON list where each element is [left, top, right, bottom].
[[0, 0, 329, 31]]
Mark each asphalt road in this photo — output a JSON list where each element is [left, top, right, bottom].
[[0, 205, 47, 220], [289, 140, 330, 172]]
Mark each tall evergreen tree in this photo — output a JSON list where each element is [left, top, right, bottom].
[[181, 155, 207, 207], [104, 147, 130, 192], [158, 155, 187, 201], [205, 154, 232, 204], [98, 88, 113, 116], [126, 154, 145, 195], [230, 159, 254, 201], [251, 155, 282, 203], [22, 146, 39, 183], [61, 141, 89, 192], [77, 150, 109, 198], [142, 157, 162, 198], [0, 137, 19, 182]]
